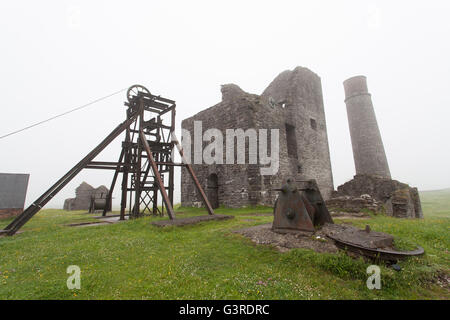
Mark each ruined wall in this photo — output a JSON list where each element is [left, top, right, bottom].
[[181, 67, 334, 208], [333, 174, 423, 218], [64, 182, 109, 211], [181, 85, 259, 208], [261, 67, 334, 199], [0, 173, 29, 219]]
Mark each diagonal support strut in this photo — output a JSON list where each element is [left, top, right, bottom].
[[1, 111, 139, 236], [172, 132, 214, 215], [139, 130, 176, 219]]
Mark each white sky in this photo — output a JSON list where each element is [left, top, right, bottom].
[[0, 0, 449, 208]]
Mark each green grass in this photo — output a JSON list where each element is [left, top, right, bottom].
[[421, 188, 450, 218], [0, 197, 448, 300]]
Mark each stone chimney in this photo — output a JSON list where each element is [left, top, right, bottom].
[[343, 76, 391, 179]]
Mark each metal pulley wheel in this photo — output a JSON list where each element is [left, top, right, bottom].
[[127, 85, 151, 103]]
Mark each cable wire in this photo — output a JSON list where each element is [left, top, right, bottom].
[[0, 87, 127, 140]]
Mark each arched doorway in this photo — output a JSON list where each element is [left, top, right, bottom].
[[207, 173, 219, 209]]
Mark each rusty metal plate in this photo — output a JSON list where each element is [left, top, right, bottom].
[[272, 179, 314, 233]]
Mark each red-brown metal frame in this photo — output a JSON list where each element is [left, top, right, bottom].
[[0, 86, 214, 236]]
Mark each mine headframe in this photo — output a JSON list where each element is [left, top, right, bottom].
[[0, 85, 215, 236], [102, 84, 179, 220]]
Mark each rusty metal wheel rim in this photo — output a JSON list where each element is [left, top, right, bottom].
[[127, 85, 150, 103]]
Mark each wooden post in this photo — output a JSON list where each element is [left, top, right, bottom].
[[171, 132, 215, 215]]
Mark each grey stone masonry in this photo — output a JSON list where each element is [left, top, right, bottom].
[[63, 182, 109, 211], [344, 76, 391, 179], [0, 173, 29, 219], [181, 67, 334, 208], [333, 174, 423, 218], [339, 77, 422, 218]]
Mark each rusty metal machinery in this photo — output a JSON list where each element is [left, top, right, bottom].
[[272, 179, 424, 262], [328, 233, 425, 262], [0, 85, 215, 236], [272, 178, 333, 234], [298, 179, 334, 227], [88, 193, 108, 214]]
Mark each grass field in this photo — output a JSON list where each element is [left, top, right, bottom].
[[0, 190, 448, 300], [420, 188, 450, 218]]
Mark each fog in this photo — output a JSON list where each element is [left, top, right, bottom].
[[1, 0, 449, 208]]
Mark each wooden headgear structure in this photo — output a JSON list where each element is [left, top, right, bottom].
[[1, 85, 214, 236]]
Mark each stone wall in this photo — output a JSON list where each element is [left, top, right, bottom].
[[64, 182, 109, 211], [385, 188, 422, 218], [180, 85, 260, 208], [326, 194, 381, 213], [333, 174, 423, 218], [262, 67, 334, 199], [0, 208, 23, 220], [181, 67, 334, 208], [0, 173, 29, 219]]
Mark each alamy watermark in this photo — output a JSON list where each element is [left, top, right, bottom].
[[366, 265, 381, 290], [178, 121, 280, 175], [67, 265, 81, 290], [66, 5, 81, 30]]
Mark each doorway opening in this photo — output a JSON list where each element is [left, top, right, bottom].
[[207, 173, 219, 209]]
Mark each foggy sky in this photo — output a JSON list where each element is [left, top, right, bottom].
[[1, 0, 449, 208]]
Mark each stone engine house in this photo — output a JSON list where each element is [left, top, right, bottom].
[[63, 182, 109, 211], [181, 67, 334, 208]]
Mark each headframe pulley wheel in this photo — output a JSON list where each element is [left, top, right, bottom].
[[127, 85, 151, 103]]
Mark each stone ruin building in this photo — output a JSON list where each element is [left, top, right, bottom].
[[181, 67, 334, 208], [180, 67, 423, 218], [327, 76, 423, 218], [63, 182, 109, 211], [181, 69, 423, 218], [0, 173, 29, 219]]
